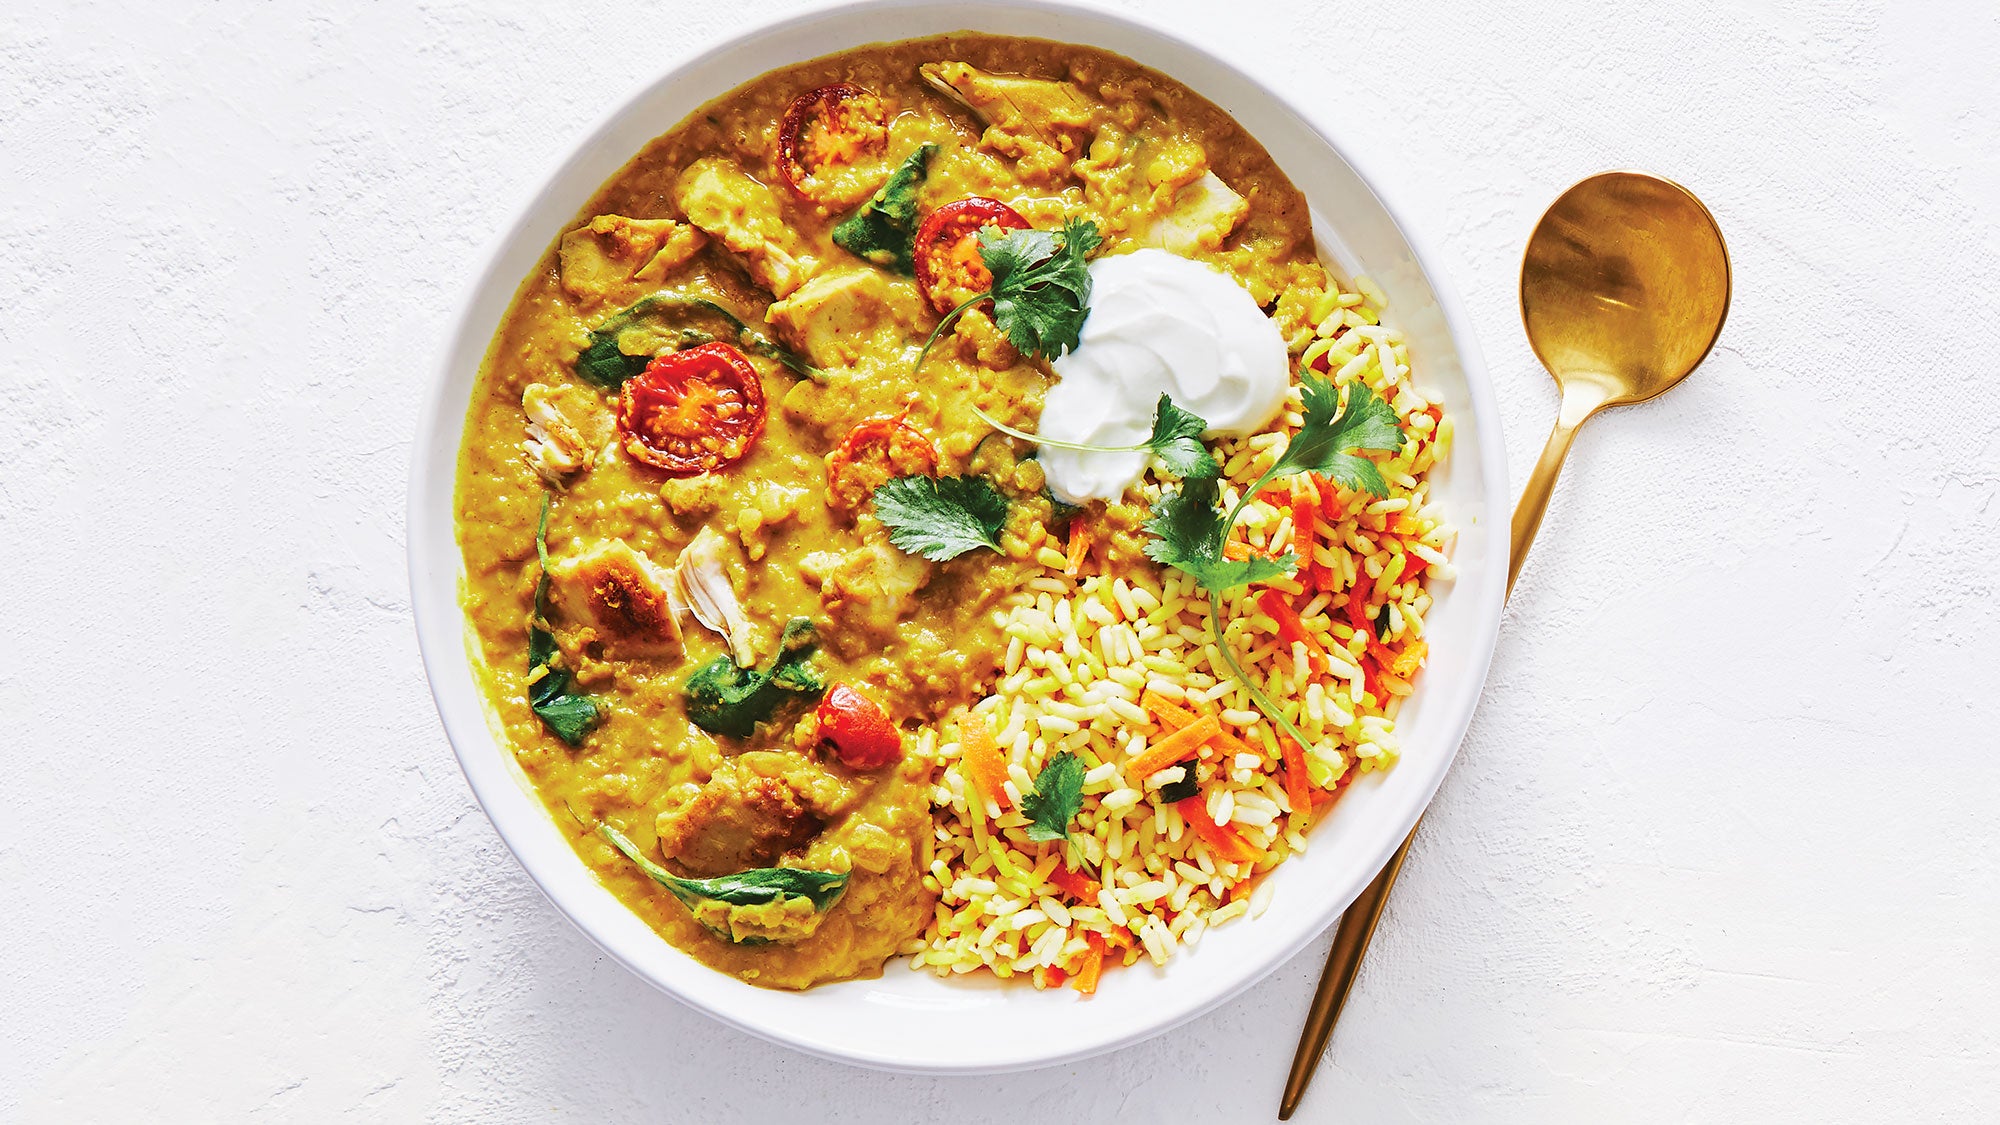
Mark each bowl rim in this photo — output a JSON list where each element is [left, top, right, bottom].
[[409, 0, 1508, 1073]]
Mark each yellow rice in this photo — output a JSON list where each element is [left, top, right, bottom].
[[905, 275, 1455, 988]]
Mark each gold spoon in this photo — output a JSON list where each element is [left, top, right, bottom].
[[1278, 170, 1731, 1120]]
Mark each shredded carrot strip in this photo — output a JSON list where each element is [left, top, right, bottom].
[[1072, 932, 1106, 995], [1256, 588, 1329, 673], [1280, 739, 1315, 828], [1142, 689, 1200, 731], [1177, 797, 1259, 863], [1389, 639, 1428, 679], [1222, 539, 1277, 562], [1290, 479, 1319, 585], [1064, 515, 1091, 578], [959, 718, 1012, 810], [1043, 965, 1068, 988], [1141, 691, 1260, 758], [1311, 474, 1342, 591], [1345, 573, 1375, 632], [1048, 864, 1101, 903], [1127, 715, 1220, 779]]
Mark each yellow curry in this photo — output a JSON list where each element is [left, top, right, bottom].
[[455, 34, 1332, 989]]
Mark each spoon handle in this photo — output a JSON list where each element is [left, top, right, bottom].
[[1278, 392, 1596, 1119], [1508, 388, 1599, 596]]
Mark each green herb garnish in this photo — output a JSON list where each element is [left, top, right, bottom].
[[971, 393, 1220, 482], [831, 143, 935, 273], [597, 823, 848, 945], [1020, 750, 1086, 843], [576, 293, 821, 386], [1156, 759, 1201, 803], [871, 474, 1011, 562], [1143, 377, 1405, 751], [682, 617, 824, 738], [1142, 476, 1294, 592], [528, 494, 602, 745], [913, 218, 1102, 376]]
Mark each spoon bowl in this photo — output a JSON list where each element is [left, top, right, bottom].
[[1521, 171, 1732, 409], [1505, 170, 1732, 593]]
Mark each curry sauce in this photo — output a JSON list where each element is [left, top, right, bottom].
[[454, 34, 1326, 988]]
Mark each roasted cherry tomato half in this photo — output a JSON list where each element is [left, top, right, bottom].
[[616, 342, 766, 477], [817, 683, 902, 770], [824, 415, 940, 511], [912, 197, 1031, 316], [777, 83, 892, 207]]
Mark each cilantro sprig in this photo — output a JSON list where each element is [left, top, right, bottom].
[[913, 218, 1103, 376], [1020, 750, 1086, 844], [970, 393, 1220, 483], [871, 474, 1012, 562], [1143, 375, 1405, 751]]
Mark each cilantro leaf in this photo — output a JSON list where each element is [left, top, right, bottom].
[[978, 217, 1102, 359], [871, 475, 1011, 561], [1021, 750, 1086, 843], [1142, 476, 1295, 592], [1145, 394, 1220, 480], [832, 143, 935, 274], [1270, 376, 1405, 497]]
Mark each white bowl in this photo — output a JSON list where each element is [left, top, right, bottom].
[[409, 0, 1508, 1074]]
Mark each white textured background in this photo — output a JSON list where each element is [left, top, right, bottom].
[[4, 0, 1997, 1120]]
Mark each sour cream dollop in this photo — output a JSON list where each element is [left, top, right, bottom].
[[1037, 249, 1289, 504]]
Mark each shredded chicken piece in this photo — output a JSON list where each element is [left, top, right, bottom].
[[672, 157, 818, 298], [918, 61, 1098, 151], [520, 382, 614, 485], [1137, 171, 1250, 255], [672, 526, 759, 666], [557, 215, 707, 306]]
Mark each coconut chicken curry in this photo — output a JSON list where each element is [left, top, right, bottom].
[[454, 34, 1328, 988]]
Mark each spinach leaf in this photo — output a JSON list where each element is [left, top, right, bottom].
[[683, 617, 824, 737], [832, 143, 935, 274], [528, 494, 602, 745], [576, 294, 822, 387], [597, 823, 848, 945]]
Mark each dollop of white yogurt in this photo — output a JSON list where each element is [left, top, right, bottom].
[[1037, 249, 1289, 504]]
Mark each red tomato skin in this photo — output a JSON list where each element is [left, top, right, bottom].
[[616, 342, 766, 477], [816, 683, 902, 770], [823, 414, 940, 510], [912, 197, 1030, 315], [776, 83, 888, 204]]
